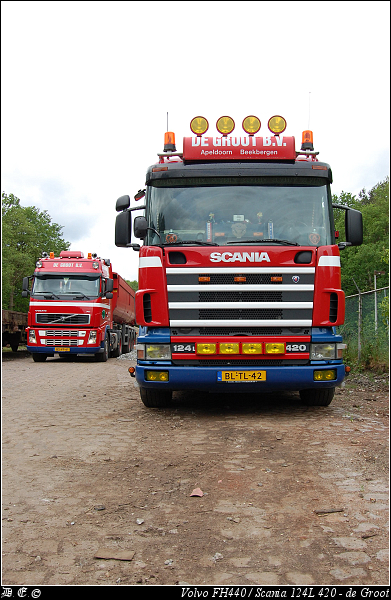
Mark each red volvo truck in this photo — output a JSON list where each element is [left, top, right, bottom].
[[115, 115, 363, 408], [22, 250, 136, 362]]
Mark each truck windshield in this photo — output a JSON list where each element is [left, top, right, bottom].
[[147, 177, 334, 246], [32, 275, 101, 298]]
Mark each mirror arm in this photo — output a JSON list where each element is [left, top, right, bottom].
[[147, 227, 162, 242]]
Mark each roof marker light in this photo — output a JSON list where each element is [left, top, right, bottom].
[[268, 115, 287, 134], [164, 131, 176, 152], [242, 115, 261, 135], [190, 116, 209, 135], [301, 130, 314, 151], [216, 116, 235, 136]]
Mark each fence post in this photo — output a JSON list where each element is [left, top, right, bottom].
[[352, 278, 362, 361], [374, 270, 385, 332]]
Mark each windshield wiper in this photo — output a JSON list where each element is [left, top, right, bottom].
[[32, 292, 61, 299], [67, 291, 89, 299], [161, 240, 219, 246], [227, 239, 299, 246]]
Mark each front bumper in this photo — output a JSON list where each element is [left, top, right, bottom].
[[135, 363, 345, 393], [27, 345, 104, 355]]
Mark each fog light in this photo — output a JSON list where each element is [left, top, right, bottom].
[[265, 343, 285, 354], [314, 369, 337, 381], [242, 343, 263, 354], [196, 343, 217, 355], [146, 370, 169, 382], [219, 343, 239, 354]]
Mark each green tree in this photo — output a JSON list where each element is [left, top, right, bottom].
[[126, 280, 138, 291], [333, 177, 389, 296], [2, 192, 70, 311]]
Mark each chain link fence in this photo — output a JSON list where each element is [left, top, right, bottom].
[[337, 287, 389, 368]]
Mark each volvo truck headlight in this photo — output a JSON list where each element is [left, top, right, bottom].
[[310, 343, 336, 360], [88, 331, 97, 344], [145, 344, 171, 360]]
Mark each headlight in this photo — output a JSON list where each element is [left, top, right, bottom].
[[88, 331, 97, 344], [310, 343, 336, 360], [145, 344, 171, 360], [29, 330, 37, 343]]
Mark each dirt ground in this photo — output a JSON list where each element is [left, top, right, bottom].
[[1, 350, 389, 587]]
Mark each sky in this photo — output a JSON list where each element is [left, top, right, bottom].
[[1, 0, 390, 282]]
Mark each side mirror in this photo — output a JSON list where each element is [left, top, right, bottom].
[[134, 216, 148, 239], [106, 278, 114, 292], [116, 195, 131, 211], [115, 211, 132, 247], [22, 276, 30, 297], [106, 292, 113, 299], [345, 208, 363, 246]]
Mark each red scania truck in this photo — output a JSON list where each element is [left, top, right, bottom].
[[23, 250, 136, 362], [115, 115, 363, 408]]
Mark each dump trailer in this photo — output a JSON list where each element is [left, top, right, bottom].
[[115, 114, 363, 407], [23, 250, 136, 362]]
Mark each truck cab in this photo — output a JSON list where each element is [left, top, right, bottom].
[[115, 115, 363, 407]]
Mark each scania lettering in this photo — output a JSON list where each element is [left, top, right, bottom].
[[115, 115, 363, 408], [23, 250, 137, 362], [210, 252, 271, 263]]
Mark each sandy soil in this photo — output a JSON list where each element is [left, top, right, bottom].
[[1, 351, 389, 587]]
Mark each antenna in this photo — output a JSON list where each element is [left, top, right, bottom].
[[167, 112, 168, 132], [308, 92, 311, 130]]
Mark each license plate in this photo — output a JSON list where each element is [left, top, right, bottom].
[[217, 370, 266, 382], [55, 347, 70, 352]]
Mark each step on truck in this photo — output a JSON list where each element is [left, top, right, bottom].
[[115, 114, 363, 407], [23, 250, 136, 362]]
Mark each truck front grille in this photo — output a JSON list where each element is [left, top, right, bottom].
[[36, 313, 90, 324], [41, 330, 83, 346], [167, 266, 314, 329]]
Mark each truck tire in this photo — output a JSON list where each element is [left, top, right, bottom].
[[299, 387, 335, 406], [112, 334, 122, 358], [139, 387, 172, 408], [129, 333, 135, 351], [32, 353, 48, 362], [95, 335, 109, 362]]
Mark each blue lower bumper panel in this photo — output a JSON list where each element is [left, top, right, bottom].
[[27, 346, 101, 355], [136, 363, 345, 393]]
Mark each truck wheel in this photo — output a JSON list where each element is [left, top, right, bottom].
[[112, 335, 122, 358], [96, 335, 109, 362], [32, 354, 47, 362], [129, 334, 135, 351], [299, 387, 335, 406], [139, 387, 172, 408]]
